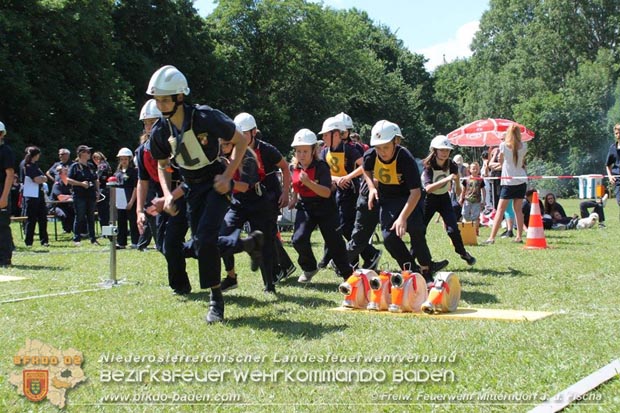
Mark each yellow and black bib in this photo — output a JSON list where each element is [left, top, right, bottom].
[[374, 157, 401, 185], [325, 151, 347, 177]]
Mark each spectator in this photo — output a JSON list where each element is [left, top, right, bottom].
[[92, 151, 112, 227], [522, 189, 549, 229], [114, 148, 139, 249], [459, 161, 485, 235], [45, 148, 73, 188], [543, 192, 570, 226], [19, 146, 49, 247], [605, 123, 620, 212], [50, 166, 74, 233], [67, 145, 100, 246], [577, 196, 607, 228], [484, 124, 528, 244]]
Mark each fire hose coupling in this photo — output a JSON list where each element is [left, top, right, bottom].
[[388, 271, 428, 313], [367, 272, 392, 311], [339, 270, 374, 309], [421, 272, 461, 314]]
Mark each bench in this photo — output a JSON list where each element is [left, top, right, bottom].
[[11, 215, 63, 241]]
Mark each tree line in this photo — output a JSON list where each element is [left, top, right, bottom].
[[1, 0, 618, 196]]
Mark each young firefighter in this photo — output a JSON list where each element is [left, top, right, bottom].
[[232, 113, 295, 284], [147, 65, 255, 324], [363, 120, 446, 283], [321, 114, 382, 272], [289, 129, 353, 283], [0, 121, 16, 267], [216, 137, 271, 294], [135, 99, 192, 295], [315, 116, 362, 271], [422, 136, 476, 266]]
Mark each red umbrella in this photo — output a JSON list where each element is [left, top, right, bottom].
[[447, 118, 535, 147]]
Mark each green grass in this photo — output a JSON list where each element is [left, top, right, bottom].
[[1, 198, 619, 412]]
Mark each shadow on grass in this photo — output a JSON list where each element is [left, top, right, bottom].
[[460, 278, 491, 287], [284, 280, 341, 294], [183, 290, 335, 309], [226, 315, 347, 339], [11, 264, 65, 271], [483, 267, 528, 277], [461, 290, 498, 304]]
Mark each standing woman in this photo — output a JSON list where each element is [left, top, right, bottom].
[[289, 129, 352, 283], [114, 148, 139, 249], [67, 145, 100, 246], [92, 151, 112, 227], [422, 136, 475, 265], [20, 146, 49, 247], [484, 125, 528, 244]]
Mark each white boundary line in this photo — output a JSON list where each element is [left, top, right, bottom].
[[528, 359, 620, 413], [0, 288, 104, 304]]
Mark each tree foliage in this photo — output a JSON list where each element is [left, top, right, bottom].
[[1, 0, 619, 179], [434, 0, 620, 189]]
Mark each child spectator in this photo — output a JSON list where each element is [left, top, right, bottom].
[[459, 161, 485, 235]]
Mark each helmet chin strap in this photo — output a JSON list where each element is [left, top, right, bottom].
[[249, 130, 256, 147], [162, 95, 182, 117]]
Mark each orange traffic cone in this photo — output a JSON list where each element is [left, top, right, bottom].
[[525, 191, 547, 249]]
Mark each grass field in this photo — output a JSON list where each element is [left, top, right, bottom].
[[1, 198, 619, 412]]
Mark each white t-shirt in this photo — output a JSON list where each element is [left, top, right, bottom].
[[500, 142, 527, 186]]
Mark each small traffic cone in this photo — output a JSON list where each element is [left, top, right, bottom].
[[525, 191, 547, 249]]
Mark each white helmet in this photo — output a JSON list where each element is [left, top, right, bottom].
[[370, 120, 402, 146], [146, 65, 190, 96], [0, 121, 5, 133], [117, 147, 133, 157], [318, 116, 347, 135], [139, 99, 162, 120], [335, 112, 353, 129], [291, 129, 317, 147], [430, 135, 453, 151], [233, 112, 257, 132]]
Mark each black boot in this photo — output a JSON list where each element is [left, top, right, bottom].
[[242, 231, 264, 271], [205, 288, 224, 324]]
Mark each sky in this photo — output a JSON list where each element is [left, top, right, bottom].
[[192, 0, 490, 71]]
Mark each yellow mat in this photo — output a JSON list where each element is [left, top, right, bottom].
[[0, 275, 25, 282], [331, 306, 553, 322]]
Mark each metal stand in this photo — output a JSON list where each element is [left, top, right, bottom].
[[99, 180, 125, 288]]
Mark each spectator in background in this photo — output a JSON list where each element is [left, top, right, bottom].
[[50, 166, 74, 233], [67, 145, 100, 246], [92, 151, 112, 227], [459, 161, 485, 235], [480, 149, 493, 212], [0, 121, 16, 266], [578, 196, 607, 228], [484, 125, 528, 244], [20, 146, 49, 247], [605, 123, 620, 214], [522, 189, 549, 229], [113, 148, 139, 249], [350, 132, 369, 152], [46, 148, 73, 189], [10, 174, 21, 216], [543, 192, 570, 227]]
